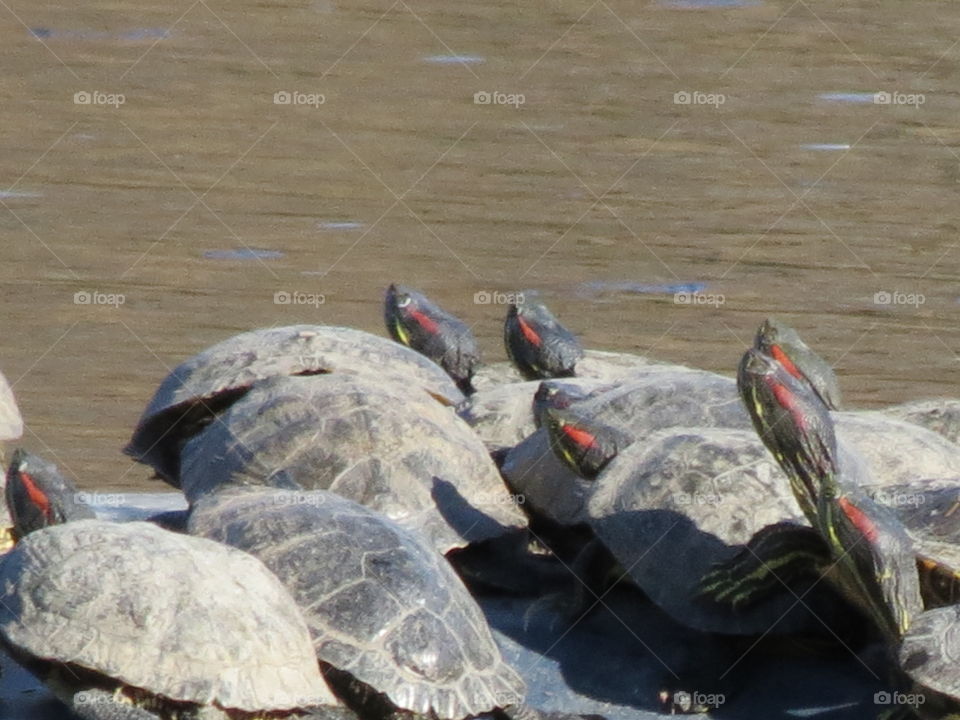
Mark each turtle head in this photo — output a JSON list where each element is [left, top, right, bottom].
[[543, 407, 628, 480], [532, 381, 594, 429], [737, 348, 838, 522], [504, 299, 583, 380], [384, 284, 480, 393], [6, 449, 95, 540], [754, 318, 842, 411]]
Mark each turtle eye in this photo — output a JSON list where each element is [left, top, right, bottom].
[[397, 296, 412, 308]]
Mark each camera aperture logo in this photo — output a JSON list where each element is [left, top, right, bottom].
[[74, 290, 125, 307], [874, 691, 925, 708], [674, 290, 725, 307], [274, 290, 325, 307], [474, 290, 524, 305], [74, 90, 125, 108], [873, 290, 924, 308], [674, 90, 725, 108], [473, 90, 525, 108], [274, 91, 325, 108], [874, 91, 925, 108]]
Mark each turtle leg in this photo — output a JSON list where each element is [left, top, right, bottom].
[[69, 689, 164, 720], [696, 522, 828, 610]]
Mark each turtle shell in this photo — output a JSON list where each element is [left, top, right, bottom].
[[584, 427, 834, 635], [900, 604, 960, 707], [0, 520, 336, 712], [501, 369, 745, 525], [188, 488, 526, 719], [882, 398, 960, 447], [180, 374, 527, 553], [125, 325, 464, 483]]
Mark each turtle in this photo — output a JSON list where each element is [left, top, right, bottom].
[[0, 518, 344, 720], [179, 373, 527, 554], [540, 405, 844, 636], [188, 486, 527, 719], [5, 448, 94, 540], [721, 347, 960, 717], [124, 324, 463, 484], [384, 283, 481, 394], [457, 377, 619, 457], [751, 317, 842, 410], [699, 349, 960, 617], [503, 300, 583, 380]]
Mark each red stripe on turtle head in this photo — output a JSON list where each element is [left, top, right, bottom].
[[766, 376, 809, 434], [407, 309, 440, 335], [560, 423, 597, 452], [17, 470, 53, 521], [517, 316, 543, 348], [771, 344, 803, 381], [838, 496, 879, 544]]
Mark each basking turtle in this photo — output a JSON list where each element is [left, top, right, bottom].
[[504, 300, 583, 380], [384, 284, 481, 394], [180, 373, 527, 553], [0, 519, 342, 720], [501, 367, 745, 526], [188, 487, 526, 719], [752, 317, 841, 410], [541, 406, 840, 635], [701, 349, 960, 615], [5, 448, 94, 540], [724, 347, 960, 716], [125, 324, 462, 484], [457, 378, 618, 456]]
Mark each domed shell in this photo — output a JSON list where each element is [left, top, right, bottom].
[[0, 520, 336, 712], [125, 325, 464, 482], [188, 488, 526, 719], [585, 428, 822, 635], [180, 374, 526, 553]]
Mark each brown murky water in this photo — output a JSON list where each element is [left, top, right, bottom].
[[2, 0, 960, 490]]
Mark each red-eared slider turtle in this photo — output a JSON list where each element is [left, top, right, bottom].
[[752, 317, 841, 410], [504, 300, 583, 380], [125, 324, 463, 484], [701, 349, 960, 614], [179, 374, 527, 553], [5, 448, 94, 540], [457, 378, 618, 456], [384, 284, 481, 394], [726, 348, 960, 716], [188, 487, 526, 719], [541, 406, 839, 636], [0, 519, 342, 720]]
